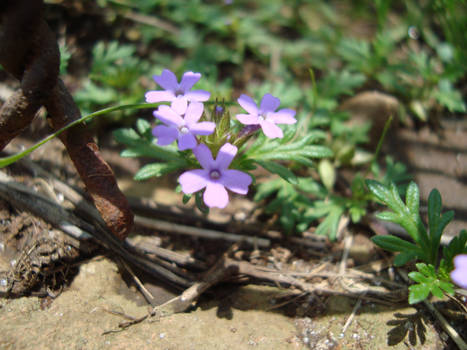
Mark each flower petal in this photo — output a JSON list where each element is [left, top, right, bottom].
[[179, 169, 209, 194], [259, 93, 280, 113], [204, 182, 229, 208], [267, 108, 296, 124], [221, 169, 252, 194], [152, 125, 178, 145], [178, 132, 197, 150], [260, 120, 283, 138], [237, 94, 258, 115], [153, 105, 184, 127], [215, 143, 237, 170], [153, 69, 178, 91], [171, 97, 188, 115], [193, 143, 214, 170], [179, 71, 201, 92], [184, 90, 211, 102], [451, 254, 467, 289], [145, 90, 175, 103], [189, 121, 216, 136], [236, 114, 260, 125], [185, 101, 204, 124]]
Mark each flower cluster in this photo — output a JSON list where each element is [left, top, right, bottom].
[[146, 69, 296, 208]]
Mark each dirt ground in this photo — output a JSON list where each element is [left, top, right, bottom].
[[0, 258, 447, 350]]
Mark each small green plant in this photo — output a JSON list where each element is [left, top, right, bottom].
[[366, 179, 467, 304], [75, 41, 151, 116]]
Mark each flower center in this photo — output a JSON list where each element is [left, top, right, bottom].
[[180, 126, 189, 134], [210, 170, 221, 180], [174, 88, 184, 97], [258, 115, 265, 122]]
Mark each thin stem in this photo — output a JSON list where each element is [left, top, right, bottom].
[[0, 102, 159, 168]]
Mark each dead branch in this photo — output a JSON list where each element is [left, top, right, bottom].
[[0, 0, 133, 239], [0, 169, 192, 293]]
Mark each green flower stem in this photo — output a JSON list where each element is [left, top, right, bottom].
[[0, 102, 159, 168]]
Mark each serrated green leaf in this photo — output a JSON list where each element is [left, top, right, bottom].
[[407, 263, 454, 304], [113, 128, 142, 142], [136, 118, 151, 135], [431, 284, 444, 298], [246, 131, 332, 168], [390, 182, 405, 211], [314, 204, 344, 240], [114, 127, 184, 162], [134, 161, 186, 180], [439, 281, 454, 295], [408, 284, 430, 304], [405, 181, 419, 218], [366, 179, 392, 204], [433, 79, 466, 112], [375, 211, 400, 223], [408, 271, 429, 284], [254, 178, 284, 202]]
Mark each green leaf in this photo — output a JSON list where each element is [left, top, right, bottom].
[[195, 192, 209, 214], [255, 160, 298, 185], [134, 161, 187, 180], [405, 181, 420, 219], [428, 189, 442, 225], [394, 251, 419, 266], [246, 132, 333, 168], [114, 128, 183, 162], [367, 180, 421, 243], [408, 271, 429, 284], [314, 204, 344, 240], [366, 179, 392, 205], [136, 118, 151, 135], [433, 79, 466, 112], [431, 284, 444, 299], [427, 188, 455, 264], [254, 178, 284, 202], [409, 284, 430, 304], [371, 235, 419, 253], [408, 263, 454, 304], [375, 211, 401, 223], [182, 194, 191, 204], [318, 159, 336, 191], [439, 280, 455, 295]]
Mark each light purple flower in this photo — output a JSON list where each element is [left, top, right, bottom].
[[178, 143, 252, 208], [451, 254, 467, 289], [145, 69, 210, 104], [153, 99, 215, 150], [235, 93, 296, 139]]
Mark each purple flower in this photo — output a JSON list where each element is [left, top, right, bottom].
[[235, 93, 296, 139], [451, 254, 467, 289], [178, 143, 252, 208], [153, 99, 215, 150], [145, 69, 210, 104]]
